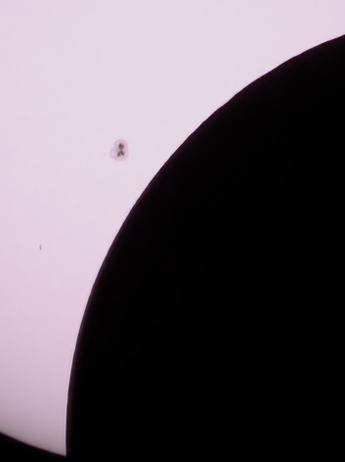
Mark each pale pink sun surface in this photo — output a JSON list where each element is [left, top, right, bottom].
[[0, 0, 344, 456]]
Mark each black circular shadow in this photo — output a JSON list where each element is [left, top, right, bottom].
[[67, 35, 345, 459]]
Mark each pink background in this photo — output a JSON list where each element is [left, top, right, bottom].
[[0, 1, 344, 456]]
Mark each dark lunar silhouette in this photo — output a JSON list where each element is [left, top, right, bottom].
[[66, 34, 344, 460], [1, 34, 343, 460]]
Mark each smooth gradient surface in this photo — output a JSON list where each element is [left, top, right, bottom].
[[0, 1, 344, 456]]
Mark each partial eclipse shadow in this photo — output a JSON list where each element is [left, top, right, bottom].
[[2, 33, 342, 461], [66, 34, 344, 460]]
